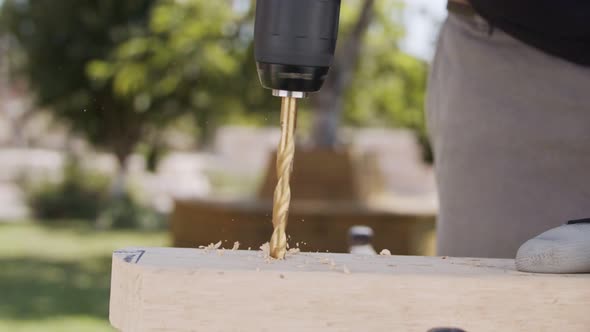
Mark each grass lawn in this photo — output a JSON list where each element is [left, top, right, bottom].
[[0, 221, 168, 332]]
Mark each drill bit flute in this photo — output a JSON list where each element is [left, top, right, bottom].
[[269, 96, 298, 259]]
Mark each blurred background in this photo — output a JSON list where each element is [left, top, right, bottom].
[[0, 0, 445, 331]]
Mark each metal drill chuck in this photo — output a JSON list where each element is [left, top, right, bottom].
[[272, 89, 307, 99], [254, 0, 342, 93]]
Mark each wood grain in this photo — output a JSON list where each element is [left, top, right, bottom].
[[109, 247, 590, 332]]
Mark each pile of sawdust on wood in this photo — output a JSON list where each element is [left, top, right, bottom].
[[196, 240, 350, 274], [198, 241, 223, 252]]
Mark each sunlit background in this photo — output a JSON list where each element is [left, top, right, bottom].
[[0, 0, 446, 331]]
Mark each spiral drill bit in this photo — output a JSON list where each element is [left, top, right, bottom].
[[269, 96, 298, 259]]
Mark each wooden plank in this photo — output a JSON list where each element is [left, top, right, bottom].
[[109, 247, 590, 332]]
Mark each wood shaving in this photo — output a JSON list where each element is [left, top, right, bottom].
[[259, 242, 270, 257], [198, 245, 206, 249], [379, 249, 392, 256], [232, 241, 240, 251], [284, 247, 300, 259], [214, 241, 222, 249]]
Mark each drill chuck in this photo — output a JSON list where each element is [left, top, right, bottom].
[[254, 0, 342, 94]]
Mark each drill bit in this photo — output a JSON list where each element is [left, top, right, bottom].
[[269, 96, 298, 259]]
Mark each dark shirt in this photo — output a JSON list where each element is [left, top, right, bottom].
[[469, 1, 590, 66]]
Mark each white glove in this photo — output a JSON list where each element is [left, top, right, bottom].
[[516, 219, 590, 273]]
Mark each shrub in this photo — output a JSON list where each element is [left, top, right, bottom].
[[96, 193, 164, 230], [27, 159, 109, 221], [28, 157, 165, 229]]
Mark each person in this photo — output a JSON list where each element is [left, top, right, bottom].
[[427, 0, 590, 273]]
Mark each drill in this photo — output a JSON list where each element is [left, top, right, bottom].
[[254, 0, 342, 259]]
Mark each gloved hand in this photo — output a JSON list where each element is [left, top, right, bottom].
[[516, 219, 590, 273]]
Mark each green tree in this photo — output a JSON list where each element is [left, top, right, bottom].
[[91, 0, 276, 146], [99, 0, 429, 154], [344, 0, 431, 161], [2, 0, 430, 167], [313, 0, 429, 159], [1, 0, 160, 195]]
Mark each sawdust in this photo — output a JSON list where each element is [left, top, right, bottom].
[[232, 241, 240, 251], [315, 257, 350, 274], [261, 242, 298, 261], [259, 242, 270, 256], [199, 242, 222, 252], [380, 249, 392, 256], [258, 242, 274, 263]]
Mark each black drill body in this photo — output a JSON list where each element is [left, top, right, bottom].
[[254, 0, 342, 94]]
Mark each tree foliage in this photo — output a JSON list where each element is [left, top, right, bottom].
[[89, 0, 276, 144], [345, 0, 430, 159], [312, 0, 429, 158], [1, 0, 158, 166], [346, 1, 427, 128], [1, 0, 430, 160]]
